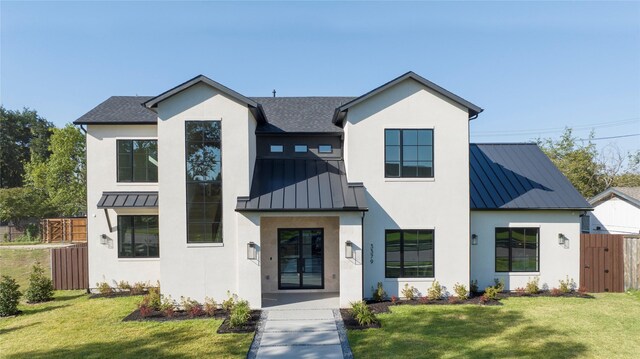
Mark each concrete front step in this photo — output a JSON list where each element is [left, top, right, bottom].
[[264, 318, 337, 332], [256, 344, 344, 359], [266, 309, 335, 320]]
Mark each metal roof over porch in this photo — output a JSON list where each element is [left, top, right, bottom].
[[236, 159, 368, 212]]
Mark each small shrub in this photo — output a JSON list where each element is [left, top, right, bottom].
[[222, 291, 237, 312], [550, 288, 562, 297], [483, 286, 500, 300], [138, 296, 153, 317], [147, 287, 162, 310], [391, 295, 398, 304], [401, 284, 417, 300], [229, 299, 251, 328], [181, 297, 204, 318], [470, 280, 479, 294], [453, 283, 468, 300], [372, 282, 387, 302], [204, 296, 217, 316], [559, 276, 575, 293], [131, 282, 147, 295], [578, 285, 588, 295], [427, 281, 443, 300], [479, 294, 490, 304], [96, 281, 113, 295], [493, 278, 505, 292], [0, 275, 22, 316], [525, 277, 540, 295], [160, 296, 176, 317], [350, 301, 377, 326], [24, 262, 53, 303], [514, 287, 526, 296], [117, 280, 132, 292]]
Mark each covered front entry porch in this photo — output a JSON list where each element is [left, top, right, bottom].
[[260, 216, 343, 308]]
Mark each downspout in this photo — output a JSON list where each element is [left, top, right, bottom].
[[361, 210, 366, 300], [79, 124, 87, 134]]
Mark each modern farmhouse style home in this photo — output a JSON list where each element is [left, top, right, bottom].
[[74, 72, 591, 307]]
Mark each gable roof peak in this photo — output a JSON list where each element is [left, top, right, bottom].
[[332, 71, 483, 127]]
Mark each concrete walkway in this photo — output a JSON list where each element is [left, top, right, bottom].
[[248, 295, 352, 359]]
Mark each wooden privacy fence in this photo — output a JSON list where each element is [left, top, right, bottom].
[[580, 234, 640, 292], [624, 237, 640, 290], [41, 218, 87, 243], [51, 243, 88, 290]]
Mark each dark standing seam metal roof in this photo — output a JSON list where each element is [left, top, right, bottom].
[[236, 159, 367, 211], [97, 192, 159, 208], [74, 96, 156, 125], [470, 144, 591, 210], [251, 97, 355, 133]]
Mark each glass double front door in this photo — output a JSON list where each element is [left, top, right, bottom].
[[278, 229, 324, 289]]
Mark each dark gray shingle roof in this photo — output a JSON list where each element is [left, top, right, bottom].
[[251, 97, 355, 133], [97, 192, 158, 208], [74, 96, 155, 125], [589, 187, 640, 208], [236, 159, 367, 211], [470, 143, 591, 210]]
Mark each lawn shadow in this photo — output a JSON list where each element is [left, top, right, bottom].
[[19, 304, 70, 316], [3, 324, 249, 359], [0, 322, 41, 335], [366, 305, 588, 358], [52, 292, 87, 302]]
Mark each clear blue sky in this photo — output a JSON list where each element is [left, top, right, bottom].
[[1, 1, 639, 153]]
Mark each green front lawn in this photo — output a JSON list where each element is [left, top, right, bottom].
[[348, 294, 640, 358], [0, 248, 50, 288], [0, 291, 253, 358]]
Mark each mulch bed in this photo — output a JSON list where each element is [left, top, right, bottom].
[[122, 308, 262, 334], [339, 309, 381, 330], [89, 291, 148, 299], [216, 311, 261, 334]]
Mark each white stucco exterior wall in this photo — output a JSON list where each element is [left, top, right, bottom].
[[470, 211, 581, 291], [590, 197, 640, 235], [343, 78, 471, 297], [156, 82, 256, 305], [86, 124, 161, 288]]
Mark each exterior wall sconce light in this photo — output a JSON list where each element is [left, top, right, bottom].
[[471, 234, 478, 245], [558, 233, 566, 245], [247, 241, 257, 260], [100, 234, 108, 245], [345, 240, 353, 258]]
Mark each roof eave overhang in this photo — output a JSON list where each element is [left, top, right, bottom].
[[589, 189, 640, 208], [332, 71, 484, 127], [235, 207, 368, 213], [471, 207, 593, 211]]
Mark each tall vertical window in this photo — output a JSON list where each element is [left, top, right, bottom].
[[186, 121, 222, 243], [118, 216, 159, 258], [385, 229, 434, 278], [495, 228, 539, 272], [385, 129, 433, 178], [117, 140, 158, 182]]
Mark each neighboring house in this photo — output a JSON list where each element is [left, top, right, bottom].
[[588, 187, 640, 235], [74, 71, 591, 307]]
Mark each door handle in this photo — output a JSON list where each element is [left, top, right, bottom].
[[604, 269, 609, 273], [584, 265, 590, 269]]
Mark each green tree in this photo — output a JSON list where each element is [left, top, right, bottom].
[[0, 106, 54, 188], [25, 125, 86, 216], [0, 187, 53, 229], [538, 128, 604, 198]]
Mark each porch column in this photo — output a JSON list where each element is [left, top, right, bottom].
[[339, 212, 364, 307]]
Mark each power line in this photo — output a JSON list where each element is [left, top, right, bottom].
[[473, 117, 640, 136], [577, 133, 640, 141]]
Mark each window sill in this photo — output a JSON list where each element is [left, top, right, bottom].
[[186, 243, 224, 248], [116, 182, 158, 187], [117, 258, 160, 262], [384, 177, 435, 183], [494, 272, 540, 276], [384, 278, 435, 282]]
